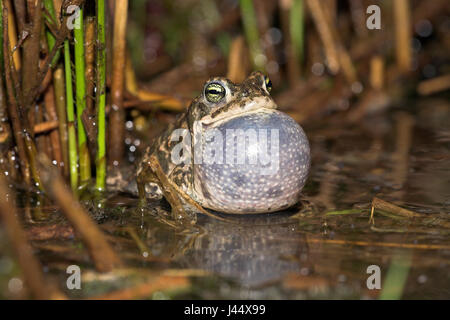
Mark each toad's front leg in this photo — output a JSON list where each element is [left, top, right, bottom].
[[137, 154, 194, 226]]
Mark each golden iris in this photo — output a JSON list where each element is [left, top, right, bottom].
[[205, 83, 226, 103], [265, 76, 272, 93]]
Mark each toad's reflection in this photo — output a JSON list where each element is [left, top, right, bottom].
[[179, 212, 309, 287]]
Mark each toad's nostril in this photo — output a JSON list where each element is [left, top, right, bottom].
[[240, 88, 251, 97]]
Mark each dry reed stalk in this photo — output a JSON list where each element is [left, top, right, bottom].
[[38, 155, 122, 272], [27, 0, 86, 113], [34, 103, 52, 158], [133, 89, 185, 112], [108, 0, 128, 165], [324, 0, 336, 22], [226, 36, 248, 83], [85, 16, 95, 114], [371, 197, 422, 219], [5, 0, 20, 69], [123, 54, 185, 112], [45, 0, 69, 176], [306, 236, 450, 251], [305, 0, 339, 74], [370, 55, 384, 90], [124, 54, 138, 94], [34, 120, 59, 134], [280, 0, 301, 87], [53, 67, 69, 177], [417, 74, 450, 95], [88, 274, 189, 300], [254, 0, 280, 85], [348, 0, 368, 38], [43, 85, 63, 172], [0, 175, 66, 299], [391, 112, 414, 199], [12, 0, 26, 33], [21, 0, 42, 110], [393, 0, 412, 73], [306, 0, 356, 83], [2, 8, 31, 184]]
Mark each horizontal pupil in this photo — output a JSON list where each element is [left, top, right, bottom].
[[205, 83, 225, 101]]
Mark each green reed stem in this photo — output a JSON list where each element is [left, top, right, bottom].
[[290, 0, 304, 66], [239, 0, 264, 71], [74, 8, 91, 184], [96, 0, 106, 191], [64, 40, 78, 191]]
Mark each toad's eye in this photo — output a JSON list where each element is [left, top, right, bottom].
[[205, 83, 226, 103], [264, 76, 272, 93]]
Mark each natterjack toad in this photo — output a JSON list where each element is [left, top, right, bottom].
[[137, 72, 310, 219]]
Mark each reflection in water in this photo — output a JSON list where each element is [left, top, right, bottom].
[[180, 213, 309, 287]]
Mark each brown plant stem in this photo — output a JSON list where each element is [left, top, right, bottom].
[[45, 0, 69, 177], [2, 8, 30, 184], [0, 175, 65, 299], [306, 0, 356, 83], [124, 58, 185, 112], [88, 274, 189, 300], [306, 0, 339, 73], [5, 0, 20, 69], [85, 16, 95, 114], [53, 0, 62, 18], [253, 0, 280, 85], [26, 0, 85, 109], [13, 0, 26, 34], [26, 0, 37, 16], [53, 66, 69, 176], [43, 85, 63, 171], [34, 120, 58, 134], [35, 103, 52, 158], [280, 0, 300, 87], [38, 155, 122, 272], [108, 0, 128, 166], [305, 236, 450, 251], [21, 0, 42, 111], [371, 197, 422, 219], [393, 0, 412, 73], [370, 55, 384, 90], [417, 74, 450, 96], [324, 0, 336, 22], [2, 6, 42, 188], [348, 0, 368, 38], [391, 112, 414, 199], [0, 51, 12, 152], [226, 36, 248, 83]]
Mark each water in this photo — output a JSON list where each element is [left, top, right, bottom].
[[0, 98, 449, 299]]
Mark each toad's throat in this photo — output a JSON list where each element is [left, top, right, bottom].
[[199, 96, 277, 127]]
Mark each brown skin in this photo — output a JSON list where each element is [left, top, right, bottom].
[[136, 71, 275, 223]]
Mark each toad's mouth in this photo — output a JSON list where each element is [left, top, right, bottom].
[[199, 96, 277, 128]]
